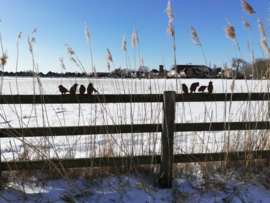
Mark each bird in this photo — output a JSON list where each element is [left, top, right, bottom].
[[70, 83, 78, 98], [58, 85, 69, 94], [198, 86, 207, 93], [79, 85, 86, 98], [207, 81, 213, 98], [190, 82, 199, 94], [182, 84, 189, 96], [87, 83, 99, 99]]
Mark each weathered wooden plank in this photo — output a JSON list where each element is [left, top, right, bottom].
[[0, 94, 163, 104], [0, 124, 163, 138], [2, 150, 270, 171], [0, 122, 269, 138], [160, 91, 175, 188], [175, 121, 270, 131], [0, 93, 269, 104]]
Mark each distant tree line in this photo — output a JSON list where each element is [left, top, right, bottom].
[[0, 70, 89, 77]]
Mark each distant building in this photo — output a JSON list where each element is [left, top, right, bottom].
[[168, 64, 212, 78]]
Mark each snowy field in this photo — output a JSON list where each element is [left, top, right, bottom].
[[1, 77, 270, 202]]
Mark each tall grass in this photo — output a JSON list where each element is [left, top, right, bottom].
[[0, 0, 270, 201]]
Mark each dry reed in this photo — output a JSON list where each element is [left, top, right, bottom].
[[261, 37, 270, 54], [0, 48, 8, 66], [241, 0, 255, 15]]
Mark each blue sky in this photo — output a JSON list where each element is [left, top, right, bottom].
[[0, 0, 269, 73]]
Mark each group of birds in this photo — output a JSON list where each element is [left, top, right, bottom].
[[182, 81, 213, 97], [58, 83, 99, 99]]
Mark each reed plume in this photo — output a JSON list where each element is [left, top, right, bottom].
[[106, 46, 113, 62], [224, 24, 236, 41], [242, 16, 251, 29], [166, 19, 175, 38], [85, 23, 90, 45], [258, 19, 266, 37], [261, 37, 270, 54], [189, 25, 201, 47], [131, 32, 135, 48], [134, 27, 139, 45], [164, 0, 173, 19], [0, 49, 8, 66], [16, 31, 22, 49], [59, 56, 65, 70], [64, 44, 75, 55], [32, 28, 37, 33], [122, 35, 126, 52], [140, 53, 144, 70], [31, 37, 36, 44], [241, 0, 255, 15], [70, 56, 80, 67]]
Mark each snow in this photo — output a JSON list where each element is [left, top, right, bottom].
[[0, 77, 270, 202]]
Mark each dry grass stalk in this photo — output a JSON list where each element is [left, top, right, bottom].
[[64, 44, 75, 55], [140, 53, 144, 70], [122, 35, 126, 52], [59, 56, 65, 70], [106, 46, 113, 62], [241, 0, 255, 15], [189, 25, 201, 47], [0, 49, 8, 66], [247, 39, 250, 52], [230, 80, 235, 91], [32, 28, 37, 34], [28, 36, 33, 55], [258, 19, 266, 37], [85, 23, 90, 45], [94, 65, 97, 78], [242, 16, 251, 29], [16, 31, 22, 49], [261, 37, 270, 54], [106, 59, 110, 71]]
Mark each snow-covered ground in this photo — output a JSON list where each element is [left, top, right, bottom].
[[1, 77, 270, 202]]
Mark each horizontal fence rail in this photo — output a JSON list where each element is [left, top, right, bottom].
[[1, 122, 269, 138], [0, 92, 270, 104], [2, 150, 270, 171]]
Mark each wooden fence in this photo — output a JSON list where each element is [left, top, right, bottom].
[[1, 92, 270, 188]]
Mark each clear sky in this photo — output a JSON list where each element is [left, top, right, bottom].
[[0, 0, 269, 74]]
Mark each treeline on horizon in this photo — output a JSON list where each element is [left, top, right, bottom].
[[2, 57, 269, 79]]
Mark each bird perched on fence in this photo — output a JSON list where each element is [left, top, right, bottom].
[[58, 85, 69, 94], [182, 84, 189, 96], [207, 81, 213, 98], [190, 82, 199, 94], [70, 83, 78, 98], [79, 85, 86, 98], [198, 85, 207, 93], [87, 83, 99, 99]]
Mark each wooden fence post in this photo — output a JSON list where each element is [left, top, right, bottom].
[[159, 91, 175, 188]]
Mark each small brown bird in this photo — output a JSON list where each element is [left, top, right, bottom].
[[198, 86, 207, 93], [79, 85, 86, 98], [190, 82, 199, 94], [87, 83, 99, 99], [182, 84, 189, 96], [70, 83, 78, 98], [207, 81, 213, 98], [58, 85, 69, 94]]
